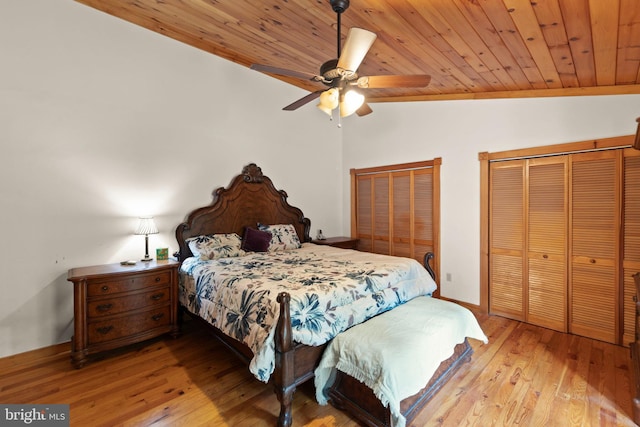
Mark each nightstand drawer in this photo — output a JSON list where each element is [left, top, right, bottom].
[[87, 271, 171, 296], [87, 287, 171, 318], [88, 306, 171, 344]]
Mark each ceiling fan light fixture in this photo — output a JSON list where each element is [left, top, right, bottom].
[[249, 0, 430, 120], [317, 88, 339, 115], [339, 89, 365, 117]]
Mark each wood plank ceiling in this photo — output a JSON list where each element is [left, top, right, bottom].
[[76, 0, 640, 104]]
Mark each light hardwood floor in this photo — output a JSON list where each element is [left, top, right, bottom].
[[0, 311, 636, 427]]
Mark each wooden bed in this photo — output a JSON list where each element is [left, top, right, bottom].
[[174, 163, 461, 426]]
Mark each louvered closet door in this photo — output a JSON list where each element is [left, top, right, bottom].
[[570, 151, 620, 344], [373, 174, 390, 254], [355, 173, 391, 254], [356, 175, 373, 252], [527, 157, 567, 332], [413, 170, 434, 263], [393, 172, 412, 257], [489, 160, 525, 320], [391, 170, 434, 262], [623, 150, 640, 346]]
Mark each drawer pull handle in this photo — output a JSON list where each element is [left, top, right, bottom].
[[97, 326, 113, 335], [590, 259, 596, 264], [151, 293, 164, 301], [97, 303, 113, 312], [152, 313, 164, 322], [155, 277, 161, 282], [634, 295, 638, 302], [542, 254, 548, 259], [101, 286, 109, 292]]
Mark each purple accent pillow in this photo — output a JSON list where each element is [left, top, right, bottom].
[[242, 227, 272, 252]]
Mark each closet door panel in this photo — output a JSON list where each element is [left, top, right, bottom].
[[571, 263, 617, 342], [625, 155, 640, 262], [373, 175, 390, 254], [527, 158, 567, 331], [570, 151, 619, 343], [491, 252, 525, 319], [624, 267, 638, 346], [414, 170, 434, 263], [392, 173, 411, 257], [489, 161, 525, 320], [356, 176, 373, 252], [528, 255, 566, 330], [624, 152, 640, 345]]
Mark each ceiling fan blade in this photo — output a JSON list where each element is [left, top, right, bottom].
[[356, 75, 431, 89], [250, 64, 321, 82], [283, 91, 323, 111], [336, 28, 377, 72], [356, 103, 373, 117]]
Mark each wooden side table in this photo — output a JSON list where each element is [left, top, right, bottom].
[[67, 259, 180, 368], [311, 236, 359, 250]]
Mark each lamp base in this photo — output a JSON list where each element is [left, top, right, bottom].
[[141, 235, 153, 262]]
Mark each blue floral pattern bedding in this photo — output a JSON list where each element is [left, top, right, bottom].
[[179, 243, 437, 382]]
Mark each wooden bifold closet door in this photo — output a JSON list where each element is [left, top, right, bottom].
[[351, 160, 441, 289], [489, 160, 526, 321], [528, 157, 567, 332], [489, 157, 567, 332], [624, 151, 640, 346], [569, 151, 620, 343], [488, 146, 640, 345]]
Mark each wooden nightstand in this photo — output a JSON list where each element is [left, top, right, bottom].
[[311, 236, 359, 250], [67, 259, 180, 368]]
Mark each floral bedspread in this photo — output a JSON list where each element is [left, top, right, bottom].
[[179, 243, 437, 382]]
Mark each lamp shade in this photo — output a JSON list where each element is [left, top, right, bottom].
[[317, 88, 339, 116], [135, 217, 158, 235], [339, 90, 365, 117]]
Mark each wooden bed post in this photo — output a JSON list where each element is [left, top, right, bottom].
[[274, 292, 295, 427]]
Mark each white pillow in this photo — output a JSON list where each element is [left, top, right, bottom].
[[186, 233, 246, 260], [257, 223, 301, 252]]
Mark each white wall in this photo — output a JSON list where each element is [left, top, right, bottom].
[[343, 95, 640, 305], [0, 0, 344, 358]]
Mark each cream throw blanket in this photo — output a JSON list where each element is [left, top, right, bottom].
[[314, 296, 488, 427]]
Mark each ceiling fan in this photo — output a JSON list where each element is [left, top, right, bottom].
[[250, 0, 431, 120]]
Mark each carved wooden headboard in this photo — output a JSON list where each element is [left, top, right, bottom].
[[175, 163, 311, 261]]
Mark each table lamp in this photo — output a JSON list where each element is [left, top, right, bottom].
[[135, 217, 159, 262]]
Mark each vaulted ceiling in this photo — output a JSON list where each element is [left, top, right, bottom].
[[76, 0, 640, 105]]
